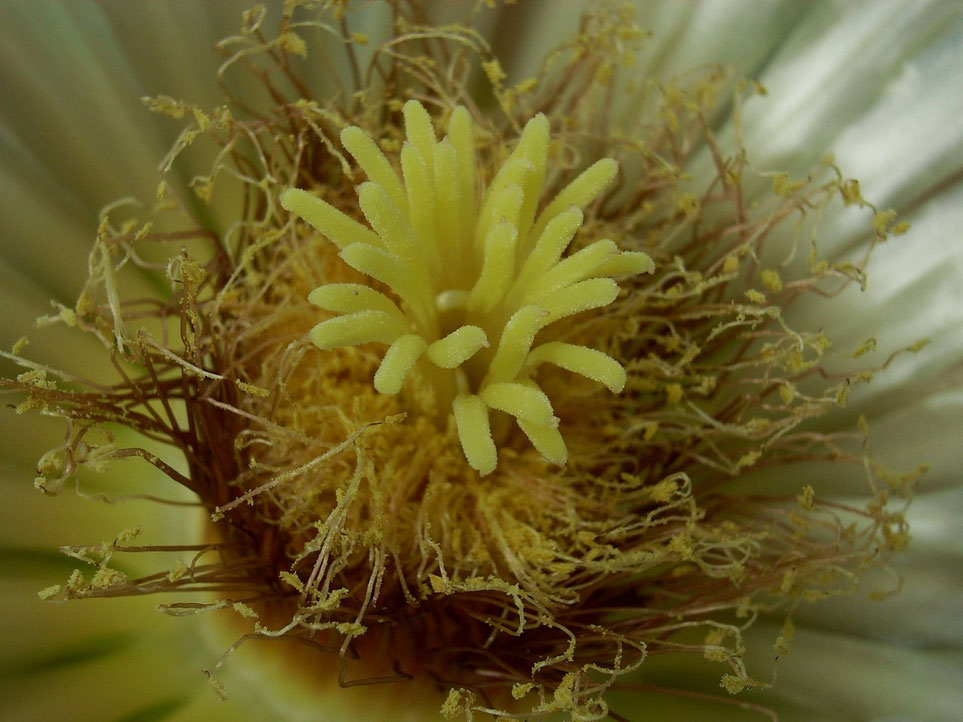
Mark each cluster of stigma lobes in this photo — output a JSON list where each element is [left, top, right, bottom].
[[281, 101, 652, 475]]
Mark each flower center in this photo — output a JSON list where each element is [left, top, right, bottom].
[[281, 101, 653, 474]]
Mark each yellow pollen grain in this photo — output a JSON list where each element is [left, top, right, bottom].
[[665, 383, 683, 404], [760, 269, 783, 293], [797, 485, 815, 510], [37, 584, 61, 601], [745, 289, 766, 304]]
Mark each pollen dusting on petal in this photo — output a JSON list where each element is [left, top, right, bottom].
[[2, 2, 924, 720]]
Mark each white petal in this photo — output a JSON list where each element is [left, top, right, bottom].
[[831, 33, 963, 215], [787, 482, 963, 651], [791, 17, 963, 259], [0, 125, 93, 300], [784, 185, 963, 488], [0, 3, 174, 206], [742, 0, 961, 173], [743, 622, 963, 722], [204, 608, 448, 721], [0, 590, 192, 718]]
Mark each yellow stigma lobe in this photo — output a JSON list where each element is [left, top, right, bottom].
[[281, 101, 653, 475]]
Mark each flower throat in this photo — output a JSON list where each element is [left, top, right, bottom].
[[281, 101, 652, 475]]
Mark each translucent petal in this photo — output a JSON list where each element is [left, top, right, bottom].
[[741, 0, 961, 175], [0, 592, 199, 721], [744, 622, 963, 721], [785, 185, 963, 489]]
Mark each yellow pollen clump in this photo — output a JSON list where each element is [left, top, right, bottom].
[[281, 100, 652, 475]]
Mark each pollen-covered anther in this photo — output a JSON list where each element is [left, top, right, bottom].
[[281, 101, 653, 475]]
